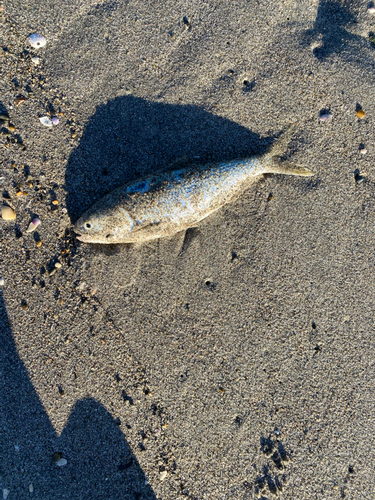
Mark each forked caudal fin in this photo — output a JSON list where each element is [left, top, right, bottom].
[[263, 123, 314, 177]]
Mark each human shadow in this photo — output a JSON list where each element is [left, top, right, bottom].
[[65, 95, 273, 223], [302, 0, 375, 65], [0, 294, 156, 498]]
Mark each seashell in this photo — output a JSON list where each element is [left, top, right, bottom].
[[1, 206, 16, 220], [56, 458, 67, 467], [356, 109, 365, 119], [27, 33, 46, 49], [319, 113, 332, 122], [26, 218, 41, 232], [52, 116, 59, 125], [39, 116, 53, 127]]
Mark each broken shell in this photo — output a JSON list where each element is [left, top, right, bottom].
[[160, 471, 168, 481], [39, 116, 53, 127], [52, 116, 59, 125], [319, 113, 332, 122], [27, 33, 46, 49], [1, 206, 16, 220], [31, 56, 40, 65], [356, 109, 366, 119], [26, 218, 41, 232]]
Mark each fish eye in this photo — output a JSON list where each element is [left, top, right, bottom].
[[85, 223, 91, 229], [106, 234, 112, 238]]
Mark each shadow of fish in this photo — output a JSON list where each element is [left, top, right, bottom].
[[74, 125, 313, 244]]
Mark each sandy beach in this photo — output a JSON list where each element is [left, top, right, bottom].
[[1, 0, 375, 498]]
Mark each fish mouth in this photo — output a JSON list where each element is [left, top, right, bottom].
[[75, 233, 92, 243], [73, 225, 94, 243], [74, 229, 114, 244]]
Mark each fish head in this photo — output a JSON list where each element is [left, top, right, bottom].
[[74, 203, 134, 244]]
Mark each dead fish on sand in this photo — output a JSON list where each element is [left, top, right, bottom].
[[74, 125, 313, 244]]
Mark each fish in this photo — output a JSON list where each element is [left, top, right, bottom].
[[74, 125, 313, 244]]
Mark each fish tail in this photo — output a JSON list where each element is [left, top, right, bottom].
[[266, 158, 314, 176], [263, 123, 314, 176]]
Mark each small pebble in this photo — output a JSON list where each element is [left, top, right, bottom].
[[16, 190, 23, 197], [8, 125, 15, 132], [29, 484, 34, 493], [319, 113, 332, 122], [368, 6, 375, 13], [55, 262, 62, 268], [3, 489, 9, 500], [56, 458, 67, 467], [52, 199, 59, 205], [0, 278, 4, 286], [39, 116, 52, 127], [52, 116, 59, 125], [356, 109, 366, 119], [160, 471, 168, 481], [359, 148, 367, 155], [26, 218, 41, 233], [21, 301, 28, 310], [14, 445, 19, 452], [31, 56, 40, 65], [27, 33, 46, 49], [36, 240, 42, 247], [1, 206, 16, 220]]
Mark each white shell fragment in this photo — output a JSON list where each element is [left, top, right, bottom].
[[2, 490, 9, 500], [28, 33, 46, 49], [26, 218, 41, 232], [368, 6, 375, 14], [0, 278, 4, 286], [31, 56, 41, 65], [29, 484, 34, 493], [319, 113, 332, 122], [159, 471, 168, 481], [56, 458, 67, 467], [52, 116, 59, 125], [39, 116, 53, 127]]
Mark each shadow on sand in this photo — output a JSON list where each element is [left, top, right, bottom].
[[302, 0, 375, 67], [65, 95, 273, 223], [0, 294, 156, 498]]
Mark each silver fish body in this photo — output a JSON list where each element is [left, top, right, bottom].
[[74, 128, 313, 244]]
